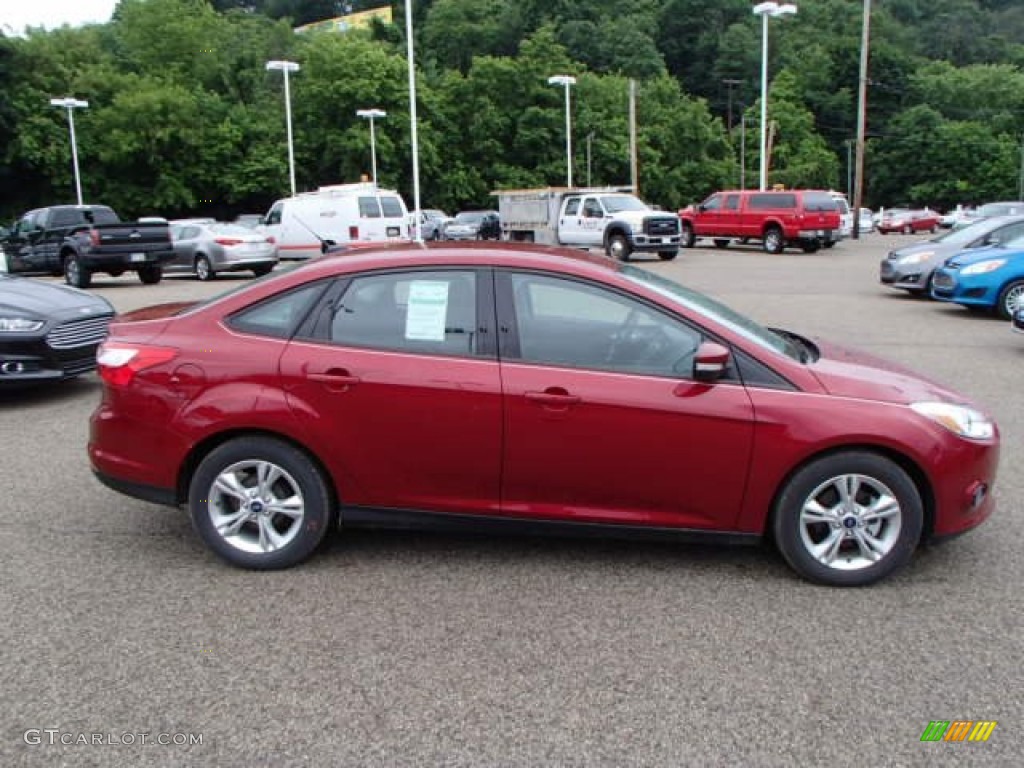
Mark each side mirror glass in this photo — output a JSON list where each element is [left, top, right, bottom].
[[693, 341, 731, 383]]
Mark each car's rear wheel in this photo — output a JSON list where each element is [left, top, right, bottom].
[[607, 233, 632, 261], [252, 264, 274, 277], [773, 451, 922, 586], [680, 222, 696, 248], [195, 255, 214, 281], [713, 238, 730, 249], [903, 224, 913, 234], [801, 241, 820, 254], [763, 226, 784, 254], [63, 253, 91, 289], [138, 265, 163, 285], [996, 279, 1024, 320], [189, 437, 333, 570], [658, 250, 678, 261]]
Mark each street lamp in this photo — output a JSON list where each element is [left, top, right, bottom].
[[266, 59, 301, 197], [548, 75, 577, 187], [50, 97, 89, 205], [356, 109, 387, 186], [752, 2, 797, 191]]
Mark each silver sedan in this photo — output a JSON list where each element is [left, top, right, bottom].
[[167, 222, 278, 281]]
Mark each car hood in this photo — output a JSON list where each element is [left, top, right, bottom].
[[944, 244, 1024, 267], [808, 339, 967, 406], [0, 274, 112, 316]]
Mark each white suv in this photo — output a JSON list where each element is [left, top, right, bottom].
[[829, 192, 853, 239]]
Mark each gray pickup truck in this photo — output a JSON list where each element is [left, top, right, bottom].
[[1, 205, 174, 288]]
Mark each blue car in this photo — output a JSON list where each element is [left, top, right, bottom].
[[931, 237, 1024, 319]]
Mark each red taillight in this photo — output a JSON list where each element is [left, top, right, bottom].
[[97, 342, 178, 387], [348, 225, 359, 240], [266, 236, 276, 244], [214, 237, 243, 246]]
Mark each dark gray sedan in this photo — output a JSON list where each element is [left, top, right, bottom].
[[880, 214, 1024, 295], [167, 221, 278, 281]]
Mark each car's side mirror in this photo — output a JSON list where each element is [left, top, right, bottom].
[[693, 341, 731, 382]]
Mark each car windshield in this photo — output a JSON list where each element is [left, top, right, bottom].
[[423, 210, 446, 220], [210, 224, 254, 236], [979, 202, 1024, 217], [602, 196, 649, 213], [935, 217, 1016, 245], [619, 265, 798, 360], [455, 212, 485, 224]]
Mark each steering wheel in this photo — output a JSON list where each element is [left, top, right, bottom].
[[604, 308, 643, 364]]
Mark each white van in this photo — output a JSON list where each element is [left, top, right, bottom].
[[258, 183, 410, 259], [828, 191, 853, 239]]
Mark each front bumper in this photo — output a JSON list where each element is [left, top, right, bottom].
[[879, 259, 931, 291], [0, 327, 109, 386], [930, 272, 999, 308]]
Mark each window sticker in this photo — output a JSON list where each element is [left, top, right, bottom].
[[405, 281, 450, 341]]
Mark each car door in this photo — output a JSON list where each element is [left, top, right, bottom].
[[167, 225, 197, 271], [694, 193, 724, 237], [278, 268, 503, 515], [576, 196, 609, 247], [495, 270, 756, 530]]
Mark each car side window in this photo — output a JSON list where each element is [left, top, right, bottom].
[[564, 198, 580, 216], [228, 282, 328, 339], [508, 273, 702, 378], [358, 197, 382, 218], [724, 195, 740, 211], [331, 270, 479, 358], [380, 197, 404, 217], [265, 204, 283, 226], [701, 195, 722, 212], [582, 198, 604, 218]]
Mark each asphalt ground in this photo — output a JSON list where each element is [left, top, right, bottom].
[[1, 233, 1021, 767]]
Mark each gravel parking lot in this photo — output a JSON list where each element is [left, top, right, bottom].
[[2, 234, 1022, 767]]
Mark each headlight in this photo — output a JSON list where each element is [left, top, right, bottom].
[[960, 259, 1006, 275], [910, 402, 995, 440], [0, 316, 44, 332], [899, 251, 934, 264]]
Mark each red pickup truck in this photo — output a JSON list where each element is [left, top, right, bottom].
[[678, 189, 843, 254]]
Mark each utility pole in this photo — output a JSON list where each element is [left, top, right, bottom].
[[740, 114, 747, 189], [852, 0, 872, 239], [629, 79, 638, 195], [1019, 133, 1024, 201], [723, 78, 742, 131]]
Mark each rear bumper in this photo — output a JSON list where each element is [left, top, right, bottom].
[[92, 469, 178, 507]]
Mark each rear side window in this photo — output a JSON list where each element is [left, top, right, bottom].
[[228, 282, 328, 339], [748, 193, 797, 210], [358, 197, 382, 218], [50, 209, 85, 228], [380, 197, 405, 218], [802, 192, 838, 212]]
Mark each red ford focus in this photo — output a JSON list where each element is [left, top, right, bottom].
[[89, 243, 999, 586]]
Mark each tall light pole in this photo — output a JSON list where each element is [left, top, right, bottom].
[[752, 2, 797, 191], [404, 0, 423, 243], [356, 109, 387, 186], [852, 0, 872, 239], [50, 97, 89, 205], [548, 75, 577, 187], [266, 60, 301, 197]]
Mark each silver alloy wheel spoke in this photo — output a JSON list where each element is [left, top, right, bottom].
[[852, 528, 884, 562], [256, 462, 282, 498], [860, 494, 899, 523], [267, 495, 304, 520], [216, 507, 252, 537], [214, 473, 249, 503], [812, 529, 845, 565], [800, 499, 836, 525], [835, 475, 857, 510], [257, 515, 287, 552]]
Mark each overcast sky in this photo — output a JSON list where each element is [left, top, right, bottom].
[[3, 0, 118, 36]]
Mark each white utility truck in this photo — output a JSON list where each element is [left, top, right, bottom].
[[493, 187, 681, 261]]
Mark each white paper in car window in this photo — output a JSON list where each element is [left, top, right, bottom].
[[405, 281, 449, 341]]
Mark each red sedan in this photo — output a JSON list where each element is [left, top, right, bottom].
[[89, 243, 999, 586], [876, 208, 942, 234]]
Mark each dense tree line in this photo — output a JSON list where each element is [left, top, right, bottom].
[[1, 0, 1022, 222]]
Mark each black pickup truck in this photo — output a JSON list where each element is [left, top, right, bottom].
[[1, 205, 174, 288]]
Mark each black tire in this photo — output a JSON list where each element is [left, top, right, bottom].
[[63, 253, 92, 289], [107, 269, 124, 277], [763, 226, 785, 254], [801, 241, 820, 254], [713, 238, 730, 249], [658, 250, 678, 261], [680, 222, 696, 248], [996, 279, 1024, 320], [138, 265, 163, 285], [189, 436, 334, 570], [772, 451, 923, 586], [195, 255, 214, 281], [252, 264, 274, 277], [823, 241, 836, 249], [607, 233, 632, 261], [903, 224, 913, 235]]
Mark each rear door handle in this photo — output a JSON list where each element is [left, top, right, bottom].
[[525, 389, 581, 407], [308, 368, 361, 389]]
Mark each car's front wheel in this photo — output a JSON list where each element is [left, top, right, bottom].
[[997, 279, 1024, 320], [64, 253, 92, 289], [607, 233, 632, 261], [680, 222, 696, 248], [189, 437, 334, 569], [772, 451, 923, 586]]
